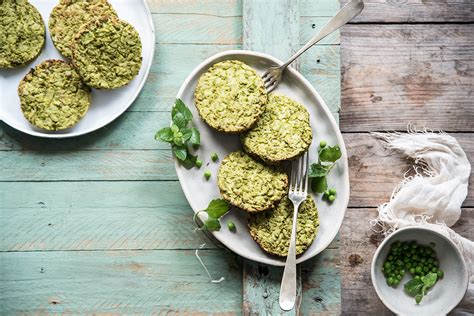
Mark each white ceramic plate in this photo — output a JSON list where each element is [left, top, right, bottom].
[[175, 50, 350, 266], [0, 0, 154, 138]]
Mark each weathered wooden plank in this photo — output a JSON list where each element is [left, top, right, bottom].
[[340, 0, 474, 23], [0, 249, 242, 314], [340, 24, 474, 132], [300, 17, 340, 45], [300, 0, 340, 16], [340, 208, 474, 315], [147, 0, 242, 16], [243, 249, 341, 315], [0, 181, 219, 251], [344, 133, 474, 208], [153, 14, 242, 44]]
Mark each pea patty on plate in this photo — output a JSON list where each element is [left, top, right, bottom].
[[217, 151, 288, 213], [72, 17, 142, 89], [18, 60, 91, 131], [49, 0, 118, 58], [194, 60, 267, 133], [248, 196, 319, 256], [0, 0, 45, 68], [241, 94, 313, 163]]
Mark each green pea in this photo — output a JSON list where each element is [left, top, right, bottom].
[[414, 275, 420, 280], [328, 188, 337, 195], [387, 277, 394, 286], [204, 170, 211, 180], [384, 262, 391, 269], [388, 255, 393, 261], [210, 152, 219, 162], [393, 279, 400, 286], [433, 260, 439, 267], [420, 258, 426, 263], [437, 270, 444, 279], [195, 159, 203, 168], [415, 266, 422, 273], [227, 221, 236, 231], [409, 268, 415, 274], [406, 262, 412, 269], [431, 267, 438, 273], [427, 258, 433, 264], [423, 267, 429, 273], [328, 194, 336, 202], [319, 140, 327, 148]]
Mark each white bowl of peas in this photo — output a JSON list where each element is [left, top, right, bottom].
[[371, 226, 468, 315]]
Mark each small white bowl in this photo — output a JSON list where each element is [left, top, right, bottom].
[[371, 227, 468, 315]]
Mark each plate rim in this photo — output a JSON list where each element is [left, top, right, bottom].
[[0, 0, 155, 139], [175, 49, 350, 266]]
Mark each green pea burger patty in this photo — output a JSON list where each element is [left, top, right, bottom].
[[49, 0, 118, 59], [217, 151, 288, 213], [248, 196, 319, 256], [0, 0, 45, 68], [72, 16, 142, 89], [194, 60, 267, 133], [18, 60, 91, 131], [241, 94, 313, 163]]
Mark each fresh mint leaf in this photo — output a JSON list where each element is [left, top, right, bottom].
[[172, 145, 187, 161], [404, 278, 424, 297], [415, 294, 423, 304], [189, 127, 200, 146], [155, 127, 173, 142], [421, 272, 437, 289], [181, 128, 193, 141], [319, 145, 342, 162], [171, 124, 179, 133], [203, 217, 221, 231], [206, 199, 230, 218], [172, 99, 193, 123], [308, 163, 330, 178], [311, 176, 327, 193], [172, 112, 186, 129], [181, 152, 197, 169]]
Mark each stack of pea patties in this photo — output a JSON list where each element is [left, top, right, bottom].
[[194, 60, 319, 257], [1, 0, 143, 131]]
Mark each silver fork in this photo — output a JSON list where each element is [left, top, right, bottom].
[[279, 152, 309, 311], [262, 0, 364, 92]]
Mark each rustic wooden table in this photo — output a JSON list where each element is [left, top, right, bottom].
[[1, 0, 472, 314]]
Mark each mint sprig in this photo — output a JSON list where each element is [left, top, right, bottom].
[[194, 199, 231, 231], [155, 99, 201, 169], [404, 272, 438, 304], [308, 143, 342, 194]]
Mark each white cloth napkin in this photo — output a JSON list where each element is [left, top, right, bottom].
[[372, 129, 473, 315]]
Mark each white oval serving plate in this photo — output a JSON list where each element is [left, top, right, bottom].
[[0, 0, 154, 138], [175, 50, 349, 266]]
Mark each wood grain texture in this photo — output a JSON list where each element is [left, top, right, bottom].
[[340, 208, 474, 315], [340, 24, 474, 132], [0, 181, 218, 251], [345, 133, 474, 208], [148, 0, 242, 16], [0, 249, 242, 314], [341, 0, 474, 23]]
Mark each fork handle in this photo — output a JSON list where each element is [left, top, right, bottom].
[[281, 0, 364, 69], [279, 202, 300, 311]]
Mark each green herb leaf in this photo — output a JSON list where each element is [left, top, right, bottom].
[[415, 294, 423, 304], [155, 127, 173, 142], [203, 217, 221, 231], [319, 145, 342, 163], [421, 272, 438, 289], [172, 145, 187, 161], [172, 112, 186, 129], [181, 152, 197, 169], [189, 127, 201, 146], [205, 199, 230, 218], [171, 124, 179, 133], [404, 278, 424, 297], [181, 128, 193, 141], [311, 176, 327, 193], [172, 99, 193, 123], [308, 163, 330, 178]]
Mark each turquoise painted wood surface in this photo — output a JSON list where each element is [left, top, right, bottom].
[[0, 0, 342, 313]]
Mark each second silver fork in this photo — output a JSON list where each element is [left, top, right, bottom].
[[279, 153, 309, 311]]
